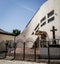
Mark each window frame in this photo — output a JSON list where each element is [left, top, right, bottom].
[[40, 16, 46, 23], [48, 10, 54, 18], [48, 16, 55, 23], [41, 21, 46, 27]]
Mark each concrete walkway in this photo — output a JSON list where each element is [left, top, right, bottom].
[[0, 60, 47, 64]]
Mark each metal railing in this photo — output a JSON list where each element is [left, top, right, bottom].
[[39, 39, 60, 64], [0, 39, 60, 64]]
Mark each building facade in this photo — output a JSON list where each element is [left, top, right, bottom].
[[0, 29, 15, 42], [16, 0, 60, 48]]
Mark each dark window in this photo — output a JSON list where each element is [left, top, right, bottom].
[[48, 10, 54, 18], [41, 16, 46, 23], [34, 23, 39, 30], [48, 16, 54, 23], [32, 32, 34, 35], [41, 22, 46, 27]]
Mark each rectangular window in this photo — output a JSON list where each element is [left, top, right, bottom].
[[41, 22, 46, 27], [48, 16, 54, 23], [34, 23, 39, 30], [32, 32, 34, 35], [48, 10, 54, 18], [40, 16, 46, 23]]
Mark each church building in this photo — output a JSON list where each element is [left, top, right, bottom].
[[16, 0, 60, 48]]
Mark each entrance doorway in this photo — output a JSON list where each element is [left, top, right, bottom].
[[40, 31, 48, 47]]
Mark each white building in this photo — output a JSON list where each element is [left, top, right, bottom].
[[16, 0, 60, 48]]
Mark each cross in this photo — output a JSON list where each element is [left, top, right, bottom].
[[50, 26, 57, 44]]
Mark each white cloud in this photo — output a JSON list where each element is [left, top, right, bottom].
[[10, 1, 35, 13], [21, 5, 35, 12]]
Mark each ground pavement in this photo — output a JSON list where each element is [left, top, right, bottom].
[[0, 60, 47, 64]]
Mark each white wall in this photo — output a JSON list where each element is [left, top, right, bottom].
[[39, 0, 60, 39], [16, 0, 60, 48]]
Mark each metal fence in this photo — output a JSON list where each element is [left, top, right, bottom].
[[0, 39, 60, 64], [39, 39, 60, 63]]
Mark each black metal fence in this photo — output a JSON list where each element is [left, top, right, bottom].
[[0, 41, 38, 61], [39, 39, 60, 64], [0, 39, 60, 64], [12, 42, 38, 61]]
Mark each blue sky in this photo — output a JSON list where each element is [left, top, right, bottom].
[[0, 0, 47, 32]]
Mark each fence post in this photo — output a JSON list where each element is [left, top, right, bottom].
[[5, 43, 8, 58], [48, 41, 50, 64], [14, 43, 16, 59], [11, 42, 16, 60], [23, 42, 25, 60], [34, 42, 36, 62]]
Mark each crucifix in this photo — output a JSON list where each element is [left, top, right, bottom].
[[50, 26, 57, 44]]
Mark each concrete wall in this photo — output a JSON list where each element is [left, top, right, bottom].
[[16, 0, 60, 48], [39, 0, 60, 39], [40, 47, 60, 58], [0, 34, 14, 42]]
